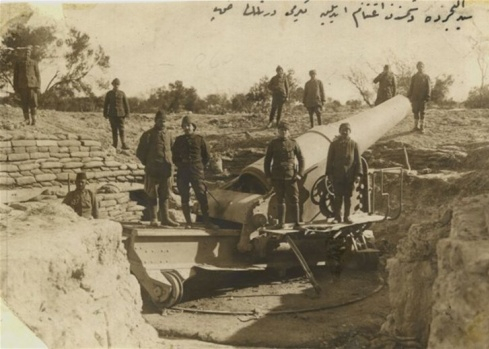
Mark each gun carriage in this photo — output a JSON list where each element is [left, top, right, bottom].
[[123, 95, 411, 308]]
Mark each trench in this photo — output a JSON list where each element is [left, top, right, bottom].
[[2, 107, 489, 348], [135, 140, 489, 349]]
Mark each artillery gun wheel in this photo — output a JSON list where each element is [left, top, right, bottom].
[[311, 175, 335, 217], [156, 270, 184, 308]]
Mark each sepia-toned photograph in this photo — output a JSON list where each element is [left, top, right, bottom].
[[1, 1, 488, 348]]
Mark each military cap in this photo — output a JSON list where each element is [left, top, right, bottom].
[[309, 69, 317, 75], [111, 78, 121, 86], [76, 172, 88, 181], [181, 115, 197, 130], [416, 61, 424, 68], [155, 110, 166, 121], [339, 123, 351, 131], [276, 65, 283, 72], [277, 121, 290, 130]]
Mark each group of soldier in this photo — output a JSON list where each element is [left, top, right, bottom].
[[267, 62, 431, 132], [63, 111, 219, 230], [13, 47, 430, 135], [13, 46, 429, 228]]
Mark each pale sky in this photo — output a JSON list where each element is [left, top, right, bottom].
[[2, 1, 489, 102]]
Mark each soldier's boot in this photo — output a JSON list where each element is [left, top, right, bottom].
[[419, 120, 425, 133], [333, 196, 342, 223], [317, 115, 322, 126], [159, 199, 179, 227], [23, 110, 30, 125], [30, 109, 36, 126], [112, 131, 118, 149], [120, 129, 129, 150], [202, 209, 219, 230], [182, 204, 193, 229], [309, 114, 314, 128], [148, 200, 159, 226], [343, 198, 353, 224], [292, 204, 302, 228], [273, 204, 286, 229], [413, 119, 419, 131]]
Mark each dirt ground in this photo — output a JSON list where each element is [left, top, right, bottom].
[[1, 103, 489, 348]]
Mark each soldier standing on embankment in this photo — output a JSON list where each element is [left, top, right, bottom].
[[303, 69, 326, 128], [267, 65, 289, 128], [407, 61, 431, 133], [373, 64, 397, 106], [103, 78, 130, 149], [13, 46, 40, 126]]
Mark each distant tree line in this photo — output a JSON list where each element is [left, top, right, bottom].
[[2, 23, 488, 113]]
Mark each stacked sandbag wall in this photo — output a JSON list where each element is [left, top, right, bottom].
[[97, 192, 145, 221], [0, 134, 145, 189]]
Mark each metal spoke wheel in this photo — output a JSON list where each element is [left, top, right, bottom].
[[311, 175, 335, 217]]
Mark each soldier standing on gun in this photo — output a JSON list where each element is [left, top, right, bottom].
[[267, 65, 289, 128], [172, 115, 218, 230], [325, 123, 362, 224], [103, 78, 130, 149], [303, 69, 325, 128], [264, 121, 305, 229], [407, 61, 431, 133], [62, 172, 99, 219], [373, 64, 397, 106], [13, 46, 40, 126], [136, 111, 178, 227]]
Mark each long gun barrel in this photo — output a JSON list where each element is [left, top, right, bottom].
[[207, 95, 411, 249]]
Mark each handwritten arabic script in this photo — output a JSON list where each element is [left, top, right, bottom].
[[210, 0, 473, 31]]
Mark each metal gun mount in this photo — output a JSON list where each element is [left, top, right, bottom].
[[123, 95, 412, 308]]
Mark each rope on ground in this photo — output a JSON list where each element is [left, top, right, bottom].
[[170, 275, 385, 318]]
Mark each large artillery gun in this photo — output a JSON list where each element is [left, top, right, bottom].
[[123, 95, 411, 308]]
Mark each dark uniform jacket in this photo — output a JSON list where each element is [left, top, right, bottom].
[[136, 127, 173, 178], [374, 72, 396, 104], [303, 79, 325, 108], [14, 58, 41, 91], [407, 72, 431, 102], [264, 137, 305, 180], [103, 90, 130, 118], [326, 137, 363, 183], [63, 189, 99, 219], [268, 74, 289, 98], [172, 134, 210, 178]]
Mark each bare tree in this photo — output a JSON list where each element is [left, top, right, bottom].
[[343, 68, 374, 107], [469, 37, 489, 107]]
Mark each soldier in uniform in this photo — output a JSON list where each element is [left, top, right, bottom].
[[407, 61, 431, 133], [136, 111, 178, 227], [63, 172, 99, 219], [373, 64, 397, 106], [172, 115, 218, 229], [325, 123, 362, 224], [264, 121, 305, 229], [103, 78, 130, 149], [13, 46, 41, 126], [303, 69, 326, 128], [267, 65, 289, 128]]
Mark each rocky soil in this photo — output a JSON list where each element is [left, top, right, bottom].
[[1, 104, 489, 348]]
